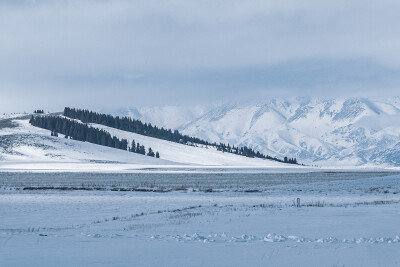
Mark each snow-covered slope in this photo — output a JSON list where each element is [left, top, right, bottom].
[[89, 123, 288, 167], [115, 97, 400, 167], [0, 115, 291, 171]]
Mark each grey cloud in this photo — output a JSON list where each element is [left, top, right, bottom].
[[1, 0, 400, 112]]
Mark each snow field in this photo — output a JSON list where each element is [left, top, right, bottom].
[[1, 172, 400, 266]]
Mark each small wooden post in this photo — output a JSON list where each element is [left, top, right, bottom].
[[297, 198, 301, 208]]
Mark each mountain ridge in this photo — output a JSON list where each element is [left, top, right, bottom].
[[112, 97, 400, 167]]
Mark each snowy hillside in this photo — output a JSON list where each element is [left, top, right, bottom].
[[0, 114, 291, 171], [88, 123, 290, 167], [115, 97, 400, 167]]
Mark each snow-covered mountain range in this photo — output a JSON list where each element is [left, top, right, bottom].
[[112, 97, 400, 167], [2, 97, 400, 170]]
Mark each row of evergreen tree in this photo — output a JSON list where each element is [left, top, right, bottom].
[[128, 139, 159, 158], [29, 115, 160, 158], [283, 157, 298, 164], [34, 110, 44, 114], [63, 107, 298, 165], [214, 143, 297, 164], [64, 107, 211, 145]]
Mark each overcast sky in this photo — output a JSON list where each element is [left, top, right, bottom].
[[1, 0, 400, 112]]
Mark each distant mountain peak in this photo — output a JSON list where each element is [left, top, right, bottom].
[[110, 97, 400, 167]]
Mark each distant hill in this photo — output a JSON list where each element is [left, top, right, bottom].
[[0, 113, 294, 171]]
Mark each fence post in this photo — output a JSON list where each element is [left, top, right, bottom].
[[297, 198, 301, 208]]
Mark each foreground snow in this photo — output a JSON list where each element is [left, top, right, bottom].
[[1, 171, 400, 266]]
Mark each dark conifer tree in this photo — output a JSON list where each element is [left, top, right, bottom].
[[130, 140, 136, 152], [136, 142, 141, 153], [147, 147, 155, 157]]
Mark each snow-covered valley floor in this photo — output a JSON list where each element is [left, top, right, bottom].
[[1, 171, 400, 266]]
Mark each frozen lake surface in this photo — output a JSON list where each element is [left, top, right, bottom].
[[1, 171, 400, 266]]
